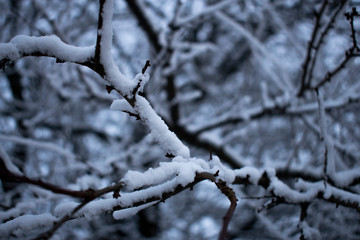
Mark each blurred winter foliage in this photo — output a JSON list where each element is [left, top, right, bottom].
[[1, 0, 360, 239]]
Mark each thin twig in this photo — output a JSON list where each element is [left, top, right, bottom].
[[297, 0, 328, 97], [216, 180, 238, 240], [345, 7, 360, 50], [0, 156, 123, 200], [142, 60, 151, 74], [94, 0, 106, 63], [299, 202, 310, 240], [312, 6, 360, 89], [306, 1, 348, 89]]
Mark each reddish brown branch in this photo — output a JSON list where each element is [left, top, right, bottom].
[[0, 156, 123, 200], [216, 180, 238, 240]]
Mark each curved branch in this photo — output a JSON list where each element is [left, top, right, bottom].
[[0, 35, 94, 69]]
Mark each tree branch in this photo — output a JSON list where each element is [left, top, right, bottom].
[[297, 0, 328, 97]]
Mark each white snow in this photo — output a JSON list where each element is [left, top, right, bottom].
[[0, 134, 76, 160], [133, 72, 150, 93], [332, 168, 360, 187], [215, 11, 292, 94], [54, 201, 79, 217], [0, 202, 36, 222], [110, 99, 135, 113], [0, 145, 22, 175], [122, 156, 203, 190], [316, 90, 336, 176], [113, 202, 155, 220], [269, 177, 321, 202], [234, 166, 262, 184], [0, 43, 19, 61], [134, 95, 190, 158], [299, 221, 321, 240], [175, 0, 235, 27], [0, 213, 57, 237], [73, 178, 188, 219], [10, 35, 94, 62], [98, 0, 135, 95], [209, 156, 236, 183]]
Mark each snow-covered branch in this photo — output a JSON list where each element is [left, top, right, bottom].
[[0, 35, 94, 69], [1, 0, 360, 239]]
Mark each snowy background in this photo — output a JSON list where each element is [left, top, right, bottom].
[[1, 0, 360, 239]]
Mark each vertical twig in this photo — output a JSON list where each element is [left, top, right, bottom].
[[315, 89, 335, 180], [305, 1, 348, 88], [298, 0, 328, 97], [345, 7, 360, 51], [216, 180, 238, 240], [95, 0, 106, 64], [312, 7, 360, 89], [299, 202, 310, 240]]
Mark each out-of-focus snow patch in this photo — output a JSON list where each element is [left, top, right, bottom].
[[332, 168, 360, 187], [0, 214, 57, 237], [0, 43, 19, 61], [299, 221, 321, 240]]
